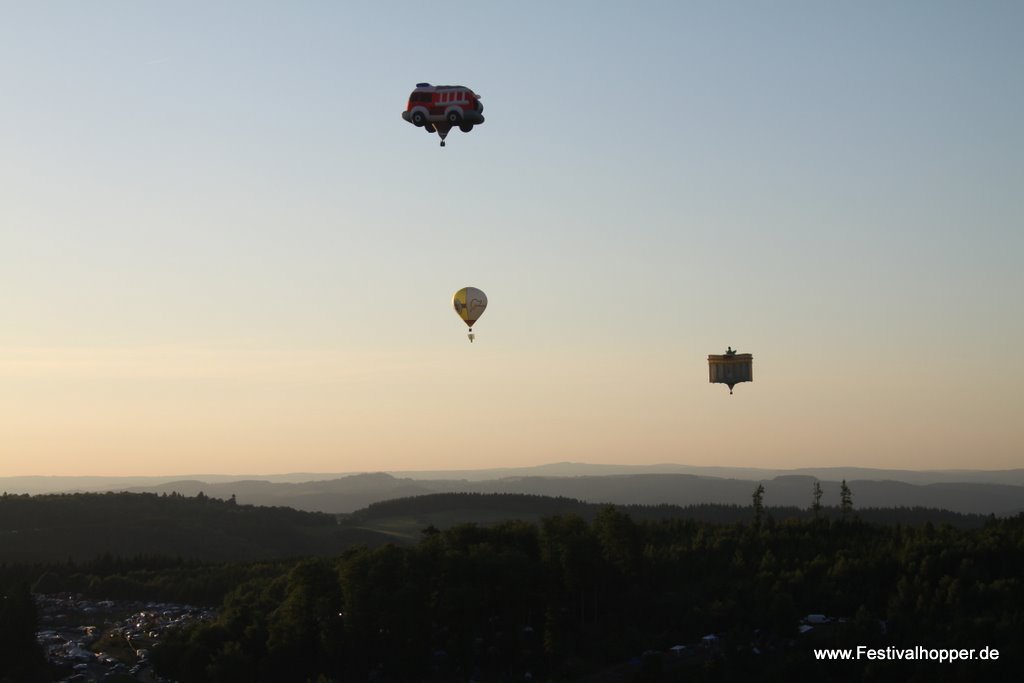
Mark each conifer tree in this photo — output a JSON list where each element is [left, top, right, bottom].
[[752, 484, 765, 527], [840, 479, 853, 517], [812, 481, 823, 519]]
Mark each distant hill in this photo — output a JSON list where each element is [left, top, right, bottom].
[[2, 491, 996, 566], [343, 493, 595, 541], [111, 472, 1024, 516], [3, 463, 1022, 495], [126, 473, 436, 513], [0, 491, 394, 564], [3, 464, 1023, 516], [342, 492, 995, 541], [387, 462, 1024, 486], [0, 473, 361, 495]]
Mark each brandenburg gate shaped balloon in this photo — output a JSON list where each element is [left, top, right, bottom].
[[708, 347, 753, 394]]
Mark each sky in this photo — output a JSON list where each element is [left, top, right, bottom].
[[2, 1, 1022, 477]]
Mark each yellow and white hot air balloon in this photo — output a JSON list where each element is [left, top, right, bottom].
[[452, 287, 487, 342]]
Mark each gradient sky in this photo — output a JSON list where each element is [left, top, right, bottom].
[[2, 2, 1022, 476]]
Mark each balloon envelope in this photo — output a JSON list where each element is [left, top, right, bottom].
[[453, 287, 487, 328], [708, 350, 753, 394]]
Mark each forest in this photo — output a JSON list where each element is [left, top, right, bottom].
[[2, 491, 1022, 682], [0, 491, 392, 563]]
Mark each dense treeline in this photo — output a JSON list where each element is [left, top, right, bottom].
[[350, 492, 994, 529], [0, 490, 333, 529], [3, 491, 1017, 680], [0, 555, 293, 607], [349, 492, 592, 520], [0, 581, 47, 683], [148, 509, 1024, 682], [0, 491, 392, 563], [1, 491, 993, 567]]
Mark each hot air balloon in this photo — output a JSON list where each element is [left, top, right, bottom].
[[708, 347, 753, 394], [402, 83, 485, 147], [453, 287, 487, 342]]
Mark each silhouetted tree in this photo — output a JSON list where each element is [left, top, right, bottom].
[[812, 481, 823, 519], [840, 480, 853, 517], [752, 484, 766, 527]]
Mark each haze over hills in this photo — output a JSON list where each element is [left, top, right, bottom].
[[4, 464, 1022, 516], [386, 463, 1024, 486], [3, 462, 1023, 494]]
